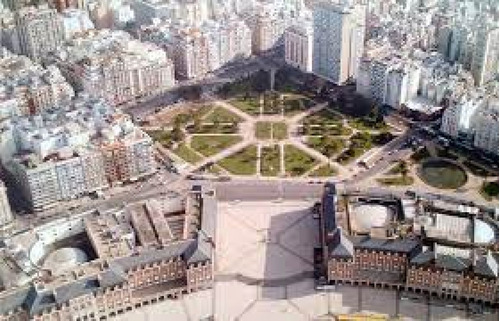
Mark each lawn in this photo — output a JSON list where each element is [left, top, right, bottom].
[[218, 145, 257, 175], [386, 161, 409, 175], [309, 164, 338, 177], [307, 136, 345, 157], [349, 118, 388, 131], [146, 130, 173, 147], [284, 145, 319, 177], [336, 147, 365, 165], [255, 122, 273, 139], [480, 181, 499, 201], [377, 176, 414, 186], [190, 123, 239, 134], [260, 145, 281, 176], [190, 135, 242, 157], [283, 95, 315, 116], [273, 122, 288, 140], [204, 107, 243, 123], [302, 109, 343, 126], [262, 92, 281, 115], [302, 124, 352, 136], [230, 96, 260, 115], [173, 144, 203, 163], [170, 105, 214, 126], [419, 159, 467, 189], [255, 122, 288, 140]]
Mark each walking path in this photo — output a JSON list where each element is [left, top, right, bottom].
[[169, 98, 403, 182]]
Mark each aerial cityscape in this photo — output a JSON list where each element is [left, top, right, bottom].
[[0, 0, 497, 320]]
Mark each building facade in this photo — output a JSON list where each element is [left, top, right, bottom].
[[14, 6, 64, 62], [317, 183, 499, 306], [0, 181, 13, 227], [312, 2, 365, 84], [47, 30, 175, 106], [284, 24, 313, 72], [3, 97, 156, 210], [0, 186, 217, 321]]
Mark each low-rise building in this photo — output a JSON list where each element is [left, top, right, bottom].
[[0, 185, 216, 321], [317, 183, 499, 305]]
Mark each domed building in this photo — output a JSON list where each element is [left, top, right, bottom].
[[43, 247, 89, 275]]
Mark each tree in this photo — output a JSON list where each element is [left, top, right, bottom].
[[399, 160, 409, 177], [193, 114, 202, 133], [171, 124, 185, 142]]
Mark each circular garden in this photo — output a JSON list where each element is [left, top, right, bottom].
[[419, 159, 468, 189]]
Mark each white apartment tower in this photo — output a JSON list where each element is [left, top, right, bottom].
[[284, 24, 313, 72], [312, 1, 365, 84], [14, 6, 64, 62], [471, 25, 499, 86], [0, 181, 13, 227]]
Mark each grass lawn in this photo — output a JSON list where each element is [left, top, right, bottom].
[[307, 136, 345, 157], [255, 122, 272, 139], [302, 109, 343, 126], [283, 95, 314, 116], [420, 159, 467, 189], [284, 145, 319, 177], [349, 118, 388, 131], [206, 164, 223, 175], [173, 144, 203, 163], [170, 105, 214, 126], [386, 162, 409, 175], [204, 106, 243, 123], [255, 122, 288, 140], [190, 135, 242, 157], [262, 92, 281, 115], [377, 176, 414, 186], [218, 145, 257, 175], [190, 123, 239, 134], [260, 145, 281, 176], [146, 130, 173, 147], [273, 122, 288, 140], [480, 181, 499, 201], [336, 147, 366, 165], [302, 124, 352, 136], [309, 164, 338, 177], [230, 97, 260, 115]]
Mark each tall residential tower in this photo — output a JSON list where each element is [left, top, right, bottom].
[[312, 0, 365, 84]]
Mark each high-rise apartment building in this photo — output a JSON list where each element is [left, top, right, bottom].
[[14, 6, 64, 62], [471, 24, 499, 86], [0, 48, 75, 116], [47, 30, 175, 106], [0, 181, 13, 227], [140, 17, 251, 80], [312, 1, 365, 84], [3, 97, 156, 210], [284, 23, 313, 72]]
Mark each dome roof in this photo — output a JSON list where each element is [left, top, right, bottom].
[[43, 247, 88, 275], [352, 204, 391, 233], [474, 219, 496, 244]]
